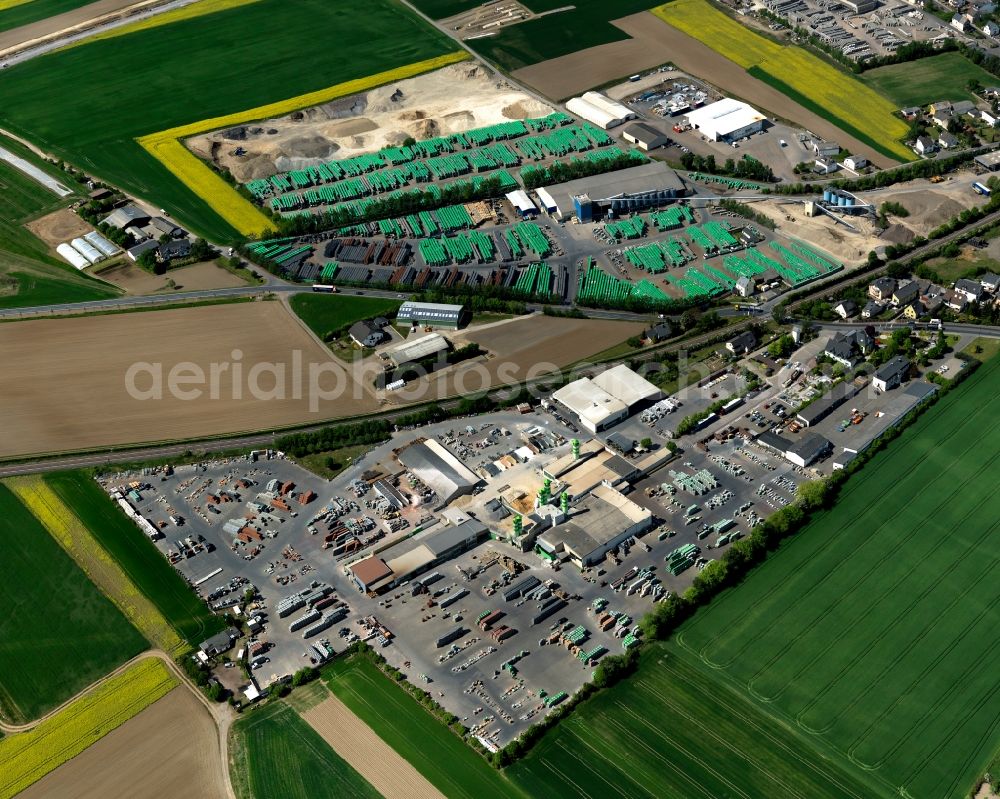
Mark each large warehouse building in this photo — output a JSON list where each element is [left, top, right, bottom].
[[541, 161, 686, 222], [395, 437, 482, 507], [565, 91, 636, 130], [551, 365, 662, 433], [537, 485, 652, 568], [396, 301, 466, 329], [686, 98, 767, 142]]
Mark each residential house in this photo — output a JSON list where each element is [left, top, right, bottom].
[[824, 330, 871, 368], [735, 275, 756, 297], [984, 20, 1000, 35], [945, 290, 969, 312], [814, 158, 838, 174], [915, 135, 936, 155], [900, 106, 922, 120], [126, 239, 159, 262], [158, 239, 191, 262], [902, 302, 922, 321], [843, 155, 868, 171], [938, 131, 960, 149], [349, 320, 388, 348], [869, 276, 896, 302], [954, 277, 984, 302], [932, 109, 954, 128], [952, 13, 970, 31], [980, 272, 1000, 293], [873, 356, 910, 392], [862, 300, 885, 319], [976, 109, 999, 127], [833, 299, 858, 318], [812, 139, 840, 158], [725, 330, 757, 355], [643, 322, 673, 342], [892, 280, 920, 306]]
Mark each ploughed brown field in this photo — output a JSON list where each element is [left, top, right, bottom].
[[513, 11, 894, 166], [0, 301, 377, 457], [18, 686, 226, 799]]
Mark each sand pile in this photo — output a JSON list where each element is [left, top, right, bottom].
[[188, 63, 555, 182]]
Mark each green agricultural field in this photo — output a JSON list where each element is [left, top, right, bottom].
[[0, 0, 457, 242], [862, 52, 998, 107], [0, 143, 119, 309], [0, 0, 94, 34], [289, 294, 400, 342], [229, 701, 380, 799], [420, 0, 655, 71], [45, 471, 226, 647], [324, 654, 523, 799], [0, 483, 146, 724], [513, 355, 1000, 799]]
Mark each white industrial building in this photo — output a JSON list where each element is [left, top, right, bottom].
[[505, 189, 538, 217], [551, 365, 662, 433], [622, 122, 669, 151], [535, 187, 558, 214], [566, 91, 636, 130], [382, 333, 449, 367], [396, 301, 465, 329], [685, 98, 766, 142]]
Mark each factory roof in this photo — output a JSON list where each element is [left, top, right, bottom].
[[591, 364, 662, 407], [537, 485, 650, 560], [350, 556, 393, 588], [542, 161, 685, 214], [543, 439, 604, 479], [685, 98, 766, 137], [505, 189, 537, 214], [101, 204, 149, 229], [552, 379, 627, 430], [556, 450, 636, 498], [396, 437, 481, 505], [383, 333, 448, 366], [622, 122, 667, 145], [421, 519, 489, 558], [397, 301, 464, 320]]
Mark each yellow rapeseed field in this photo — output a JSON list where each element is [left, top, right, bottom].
[[653, 0, 913, 160], [0, 658, 177, 799], [0, 0, 33, 12], [138, 50, 469, 237], [4, 476, 185, 656], [62, 0, 263, 49]]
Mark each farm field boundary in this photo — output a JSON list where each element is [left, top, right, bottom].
[[303, 689, 445, 799], [45, 471, 228, 647], [651, 0, 913, 162], [0, 657, 177, 799], [4, 475, 187, 655], [139, 51, 468, 237], [229, 700, 381, 799], [0, 483, 147, 725], [323, 654, 523, 799]]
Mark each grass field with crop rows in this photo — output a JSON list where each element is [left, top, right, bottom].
[[511, 355, 1000, 799], [43, 471, 227, 648], [861, 51, 999, 107], [653, 0, 914, 161], [0, 657, 177, 799], [4, 475, 188, 655], [324, 654, 523, 799], [0, 484, 146, 724], [229, 701, 380, 799], [0, 0, 461, 242]]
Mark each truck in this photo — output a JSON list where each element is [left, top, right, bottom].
[[973, 181, 991, 196]]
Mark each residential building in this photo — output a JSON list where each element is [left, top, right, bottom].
[[812, 139, 840, 158], [869, 276, 896, 302], [824, 330, 871, 367], [833, 299, 858, 319], [892, 280, 920, 306], [945, 290, 969, 312], [915, 135, 936, 155], [725, 330, 757, 355], [843, 155, 868, 171], [862, 300, 885, 319], [938, 131, 960, 149], [984, 20, 1000, 35], [814, 158, 838, 174], [950, 13, 969, 31], [158, 239, 191, 261], [349, 320, 387, 348], [735, 275, 756, 297], [980, 272, 1000, 293], [872, 356, 909, 392], [643, 322, 673, 342], [955, 278, 984, 302]]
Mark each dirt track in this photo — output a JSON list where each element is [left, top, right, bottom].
[[302, 692, 445, 799], [0, 301, 376, 457], [0, 0, 147, 51], [18, 686, 226, 799], [93, 260, 249, 295], [513, 11, 899, 167]]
